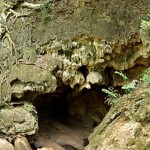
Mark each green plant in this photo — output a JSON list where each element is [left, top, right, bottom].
[[40, 0, 54, 22], [114, 71, 136, 94], [102, 87, 119, 105], [140, 68, 150, 85], [141, 20, 150, 31], [140, 17, 150, 36], [114, 71, 128, 81], [122, 80, 138, 93]]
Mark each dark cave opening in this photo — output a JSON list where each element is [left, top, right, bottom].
[[104, 66, 115, 85], [49, 96, 69, 120], [29, 84, 112, 149], [33, 92, 70, 122], [32, 84, 111, 126], [11, 84, 118, 150], [10, 63, 141, 150], [10, 69, 128, 150], [78, 65, 88, 78]]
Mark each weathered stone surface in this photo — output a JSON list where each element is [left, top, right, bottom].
[[0, 0, 150, 93], [0, 0, 150, 97], [0, 0, 150, 147], [85, 84, 150, 150], [0, 102, 38, 137], [15, 136, 32, 150], [9, 64, 57, 98], [0, 73, 12, 106], [32, 0, 150, 41], [0, 138, 14, 150]]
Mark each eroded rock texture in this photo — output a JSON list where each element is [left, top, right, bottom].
[[85, 84, 150, 150], [0, 0, 150, 149]]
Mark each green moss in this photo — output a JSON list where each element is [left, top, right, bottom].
[[135, 138, 146, 150], [40, 0, 54, 22], [141, 20, 150, 31], [22, 47, 37, 64], [140, 67, 150, 85], [127, 138, 135, 146]]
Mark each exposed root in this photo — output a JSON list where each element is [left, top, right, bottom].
[[4, 32, 18, 63], [0, 0, 51, 67], [0, 23, 9, 38], [21, 2, 42, 9], [9, 9, 31, 23], [0, 1, 43, 65]]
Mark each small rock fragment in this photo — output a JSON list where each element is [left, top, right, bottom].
[[78, 81, 91, 91], [86, 71, 102, 84], [0, 138, 14, 150], [14, 136, 32, 150], [37, 148, 54, 150]]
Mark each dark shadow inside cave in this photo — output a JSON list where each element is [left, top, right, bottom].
[[9, 66, 145, 150], [29, 85, 112, 150], [32, 84, 112, 126], [12, 85, 114, 150], [9, 81, 125, 150]]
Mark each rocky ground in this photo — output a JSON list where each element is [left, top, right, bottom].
[[34, 117, 92, 150], [0, 115, 93, 150]]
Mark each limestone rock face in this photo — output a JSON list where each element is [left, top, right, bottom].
[[0, 102, 38, 137], [0, 0, 150, 92], [86, 71, 102, 85], [9, 64, 57, 98], [0, 0, 150, 146], [85, 85, 150, 150]]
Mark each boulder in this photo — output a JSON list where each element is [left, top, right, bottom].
[[0, 138, 14, 150]]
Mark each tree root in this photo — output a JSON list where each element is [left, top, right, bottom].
[[0, 1, 48, 66], [9, 9, 31, 23], [21, 2, 42, 9]]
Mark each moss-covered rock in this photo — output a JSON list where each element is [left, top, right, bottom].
[[0, 102, 38, 139], [85, 85, 150, 150]]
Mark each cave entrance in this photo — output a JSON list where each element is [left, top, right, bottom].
[[31, 85, 110, 150]]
